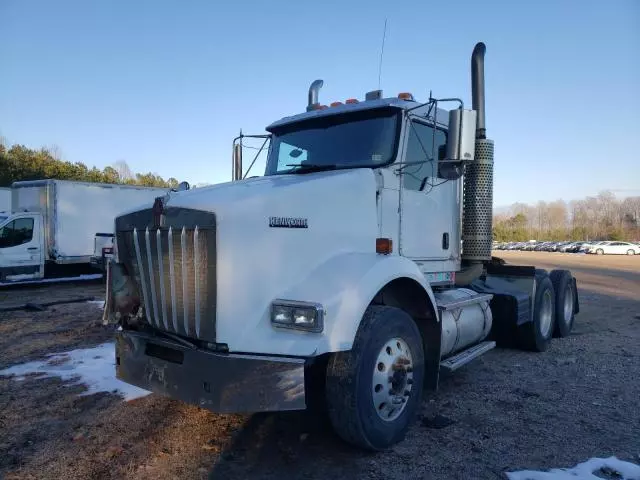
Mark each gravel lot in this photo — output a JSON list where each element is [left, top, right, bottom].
[[1, 252, 639, 479]]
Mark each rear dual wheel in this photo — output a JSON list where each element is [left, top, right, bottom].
[[518, 270, 555, 352], [550, 270, 576, 338], [518, 269, 577, 351]]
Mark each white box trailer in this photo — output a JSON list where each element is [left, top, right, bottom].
[[0, 188, 10, 217], [0, 180, 168, 282]]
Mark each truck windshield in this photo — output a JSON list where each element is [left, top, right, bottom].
[[265, 107, 401, 175]]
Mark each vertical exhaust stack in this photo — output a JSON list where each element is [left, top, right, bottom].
[[462, 42, 494, 264], [306, 79, 324, 111], [233, 143, 243, 181]]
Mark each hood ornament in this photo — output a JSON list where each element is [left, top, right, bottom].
[[152, 196, 165, 228]]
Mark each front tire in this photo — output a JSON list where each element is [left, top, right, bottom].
[[518, 271, 556, 352], [596, 248, 604, 255], [325, 306, 425, 450], [627, 249, 635, 256]]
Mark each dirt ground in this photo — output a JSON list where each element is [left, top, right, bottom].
[[0, 253, 639, 480]]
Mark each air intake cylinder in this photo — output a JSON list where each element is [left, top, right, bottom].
[[462, 138, 494, 261]]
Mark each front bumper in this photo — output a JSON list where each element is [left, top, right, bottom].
[[116, 330, 306, 413]]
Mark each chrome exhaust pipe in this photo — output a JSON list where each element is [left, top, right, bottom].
[[307, 79, 324, 111], [471, 42, 486, 139]]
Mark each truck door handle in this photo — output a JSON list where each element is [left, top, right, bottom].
[[27, 247, 38, 251]]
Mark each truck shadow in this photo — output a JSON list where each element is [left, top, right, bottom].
[[207, 409, 367, 479]]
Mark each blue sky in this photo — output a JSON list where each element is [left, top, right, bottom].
[[1, 0, 639, 205]]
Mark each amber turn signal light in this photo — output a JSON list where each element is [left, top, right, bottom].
[[376, 238, 393, 254]]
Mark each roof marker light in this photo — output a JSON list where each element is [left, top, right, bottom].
[[398, 92, 414, 101]]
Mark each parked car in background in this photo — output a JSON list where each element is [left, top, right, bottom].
[[534, 242, 551, 251], [558, 242, 576, 252], [579, 241, 603, 253], [564, 242, 587, 253], [588, 241, 640, 255]]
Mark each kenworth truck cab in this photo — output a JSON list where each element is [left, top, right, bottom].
[[106, 43, 579, 450]]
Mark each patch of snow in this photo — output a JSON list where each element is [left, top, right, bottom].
[[0, 273, 102, 287], [0, 342, 150, 401], [506, 457, 640, 480]]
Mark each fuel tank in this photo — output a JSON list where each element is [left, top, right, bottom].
[[437, 288, 493, 358]]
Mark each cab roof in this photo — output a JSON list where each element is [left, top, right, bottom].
[[266, 97, 450, 132]]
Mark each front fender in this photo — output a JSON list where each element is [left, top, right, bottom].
[[279, 253, 437, 355]]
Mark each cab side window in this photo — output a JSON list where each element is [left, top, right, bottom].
[[0, 218, 34, 248], [403, 121, 447, 191]]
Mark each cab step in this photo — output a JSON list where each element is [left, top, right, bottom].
[[439, 341, 496, 373]]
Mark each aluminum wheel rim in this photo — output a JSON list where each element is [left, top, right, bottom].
[[540, 290, 553, 338], [372, 337, 413, 422], [563, 284, 574, 326]]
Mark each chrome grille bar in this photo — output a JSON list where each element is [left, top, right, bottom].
[[181, 226, 190, 335], [145, 228, 160, 327], [168, 226, 178, 332], [156, 228, 169, 330], [133, 228, 152, 324], [194, 225, 201, 338]]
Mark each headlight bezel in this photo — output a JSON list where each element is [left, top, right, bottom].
[[270, 299, 324, 333]]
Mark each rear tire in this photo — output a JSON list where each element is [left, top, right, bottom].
[[549, 270, 575, 338], [517, 271, 555, 352], [627, 249, 635, 256], [325, 305, 425, 450]]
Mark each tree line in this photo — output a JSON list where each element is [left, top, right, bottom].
[[0, 143, 179, 188], [493, 191, 640, 242]]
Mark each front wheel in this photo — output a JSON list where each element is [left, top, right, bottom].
[[627, 249, 635, 256], [596, 249, 604, 255], [325, 306, 425, 450]]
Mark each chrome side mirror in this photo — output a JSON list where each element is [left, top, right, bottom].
[[446, 108, 477, 162]]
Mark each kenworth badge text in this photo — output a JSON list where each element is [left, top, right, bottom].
[[104, 42, 579, 450]]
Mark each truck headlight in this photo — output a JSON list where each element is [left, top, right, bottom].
[[271, 300, 324, 333]]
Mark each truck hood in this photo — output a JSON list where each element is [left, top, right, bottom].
[[117, 168, 381, 355]]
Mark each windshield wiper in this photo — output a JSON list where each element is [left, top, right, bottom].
[[286, 163, 338, 173]]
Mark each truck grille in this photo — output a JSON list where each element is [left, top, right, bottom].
[[116, 207, 216, 341]]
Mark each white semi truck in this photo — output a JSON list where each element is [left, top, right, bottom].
[[106, 43, 579, 450], [0, 180, 168, 282]]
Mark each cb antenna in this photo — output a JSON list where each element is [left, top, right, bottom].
[[377, 18, 388, 90]]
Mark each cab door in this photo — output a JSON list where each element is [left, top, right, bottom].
[[399, 119, 459, 267], [0, 214, 44, 281]]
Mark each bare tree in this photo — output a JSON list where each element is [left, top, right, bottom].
[[113, 160, 134, 182], [494, 194, 640, 241], [547, 200, 568, 233]]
